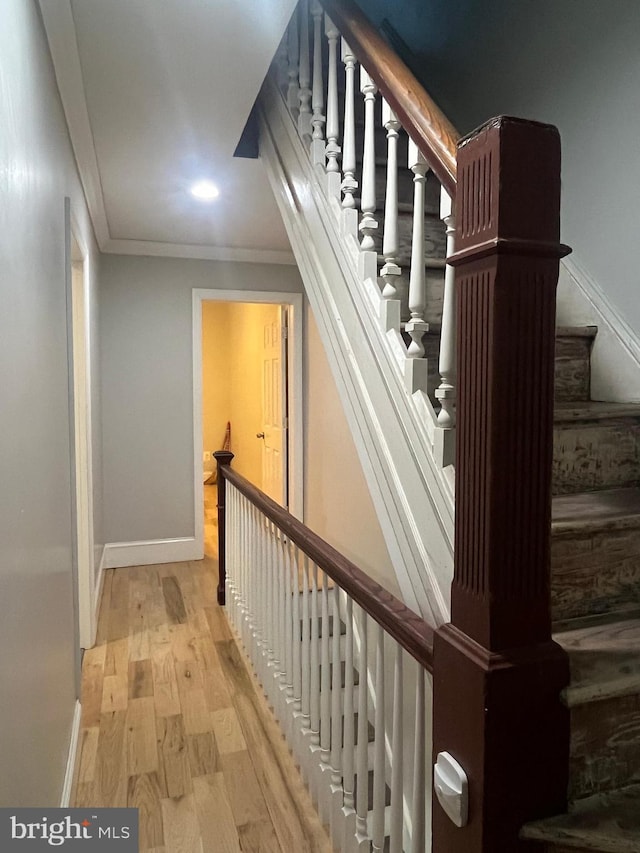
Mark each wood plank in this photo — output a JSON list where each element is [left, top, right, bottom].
[[204, 605, 232, 642], [157, 715, 191, 799], [129, 659, 154, 699], [101, 674, 129, 713], [220, 750, 270, 828], [192, 774, 241, 853], [186, 733, 219, 778], [160, 794, 203, 853], [94, 568, 114, 647], [127, 772, 165, 851], [126, 697, 158, 776], [237, 821, 281, 853], [150, 643, 181, 718], [162, 576, 187, 624], [105, 637, 130, 678], [77, 727, 99, 784], [95, 710, 128, 807], [80, 662, 104, 728], [211, 707, 247, 755]]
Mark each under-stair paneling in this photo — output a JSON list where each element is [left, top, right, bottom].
[[258, 73, 454, 624]]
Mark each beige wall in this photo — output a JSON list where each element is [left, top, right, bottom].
[[303, 304, 399, 596], [202, 301, 280, 490]]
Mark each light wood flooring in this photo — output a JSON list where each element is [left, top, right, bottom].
[[72, 486, 332, 852]]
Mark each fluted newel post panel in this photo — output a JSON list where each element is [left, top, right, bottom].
[[214, 450, 235, 606], [432, 117, 572, 852]]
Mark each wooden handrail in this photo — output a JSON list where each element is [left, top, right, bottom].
[[321, 0, 459, 196], [215, 452, 434, 672]]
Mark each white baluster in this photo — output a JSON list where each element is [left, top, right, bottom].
[[355, 608, 370, 849], [330, 585, 344, 837], [436, 188, 457, 435], [278, 532, 288, 722], [410, 666, 426, 853], [359, 68, 378, 276], [284, 539, 295, 742], [309, 562, 322, 798], [405, 139, 430, 394], [372, 624, 386, 853], [297, 0, 312, 138], [300, 552, 312, 783], [324, 14, 342, 198], [341, 597, 356, 848], [390, 646, 403, 853], [287, 9, 300, 115], [292, 546, 302, 726], [341, 39, 358, 238], [319, 571, 332, 820], [380, 99, 402, 333], [310, 0, 326, 166]]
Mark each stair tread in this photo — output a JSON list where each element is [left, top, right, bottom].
[[552, 486, 640, 534], [554, 401, 640, 423], [555, 616, 640, 707], [521, 784, 640, 851], [556, 325, 598, 339]]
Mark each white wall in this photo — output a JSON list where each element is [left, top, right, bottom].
[[0, 0, 102, 806], [356, 0, 640, 340], [303, 305, 398, 595], [99, 254, 302, 544]]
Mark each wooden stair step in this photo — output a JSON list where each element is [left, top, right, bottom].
[[553, 403, 640, 495], [554, 326, 597, 403], [551, 487, 640, 623], [520, 783, 640, 851], [553, 617, 640, 800]]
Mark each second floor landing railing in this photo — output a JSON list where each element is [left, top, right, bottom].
[[214, 450, 434, 853]]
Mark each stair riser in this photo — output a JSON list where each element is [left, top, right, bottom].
[[553, 419, 640, 495], [569, 692, 640, 799], [554, 336, 592, 403], [551, 526, 640, 622]]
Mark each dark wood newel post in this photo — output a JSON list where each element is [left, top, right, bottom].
[[213, 450, 234, 606], [432, 117, 572, 852]]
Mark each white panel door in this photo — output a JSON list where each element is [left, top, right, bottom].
[[261, 306, 288, 506]]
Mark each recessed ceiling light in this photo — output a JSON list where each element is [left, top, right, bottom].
[[190, 180, 219, 201]]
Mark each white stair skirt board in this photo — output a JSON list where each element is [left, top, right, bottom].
[[102, 537, 200, 569], [60, 700, 82, 807], [558, 257, 640, 402], [258, 75, 453, 624]]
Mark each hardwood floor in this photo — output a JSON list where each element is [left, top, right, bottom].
[[72, 486, 332, 852]]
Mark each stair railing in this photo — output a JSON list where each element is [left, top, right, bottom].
[[215, 450, 433, 853], [262, 1, 575, 849], [277, 0, 460, 467]]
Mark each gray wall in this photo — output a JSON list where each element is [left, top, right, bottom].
[[357, 0, 640, 337], [99, 254, 303, 543], [0, 0, 102, 805]]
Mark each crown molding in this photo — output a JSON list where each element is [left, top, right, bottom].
[[103, 238, 296, 265]]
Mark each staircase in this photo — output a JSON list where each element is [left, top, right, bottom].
[[251, 1, 640, 849], [517, 329, 640, 849]]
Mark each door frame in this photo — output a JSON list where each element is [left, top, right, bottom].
[[65, 199, 97, 654], [192, 289, 304, 557]]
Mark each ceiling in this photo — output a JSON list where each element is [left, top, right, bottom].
[[39, 0, 297, 264]]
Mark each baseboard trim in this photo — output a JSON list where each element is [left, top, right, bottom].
[[60, 700, 82, 807], [102, 537, 201, 569]]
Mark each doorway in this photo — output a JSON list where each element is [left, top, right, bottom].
[[192, 290, 303, 559], [65, 201, 97, 663]]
